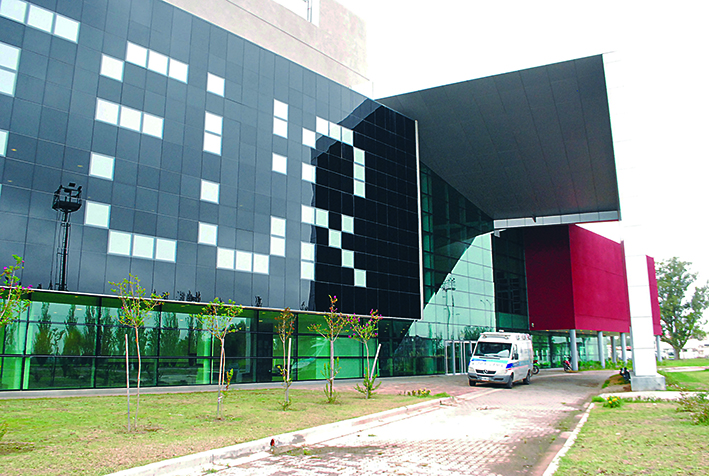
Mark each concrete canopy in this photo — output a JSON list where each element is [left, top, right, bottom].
[[379, 55, 620, 223]]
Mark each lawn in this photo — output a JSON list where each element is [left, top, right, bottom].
[[555, 402, 709, 475], [657, 357, 709, 368], [0, 388, 426, 475], [660, 369, 709, 392]]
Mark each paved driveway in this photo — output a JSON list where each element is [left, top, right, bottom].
[[216, 370, 614, 476]]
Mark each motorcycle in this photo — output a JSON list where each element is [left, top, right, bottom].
[[532, 359, 540, 375], [563, 358, 572, 372]]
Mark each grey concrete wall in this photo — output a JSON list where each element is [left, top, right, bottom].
[[164, 0, 369, 90]]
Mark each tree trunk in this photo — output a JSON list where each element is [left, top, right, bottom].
[[673, 346, 681, 360], [329, 339, 335, 396], [125, 333, 130, 432], [134, 326, 141, 429], [217, 339, 224, 419], [364, 342, 371, 399]]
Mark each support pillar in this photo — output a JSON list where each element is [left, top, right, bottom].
[[610, 335, 617, 363], [597, 331, 605, 368], [569, 329, 579, 371], [621, 332, 628, 364], [656, 335, 663, 362]]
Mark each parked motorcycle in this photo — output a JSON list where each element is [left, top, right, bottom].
[[532, 359, 540, 375], [563, 358, 572, 372]]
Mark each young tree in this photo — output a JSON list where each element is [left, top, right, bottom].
[[348, 309, 382, 399], [656, 257, 709, 359], [275, 307, 295, 409], [1, 255, 31, 328], [309, 295, 349, 403], [110, 274, 161, 429], [194, 298, 243, 420]]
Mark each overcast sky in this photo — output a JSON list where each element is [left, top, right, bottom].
[[338, 0, 709, 286]]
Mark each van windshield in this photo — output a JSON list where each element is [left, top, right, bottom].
[[474, 342, 512, 358]]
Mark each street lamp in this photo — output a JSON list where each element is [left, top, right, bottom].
[[52, 183, 82, 291]]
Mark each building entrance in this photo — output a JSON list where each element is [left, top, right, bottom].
[[444, 340, 475, 375]]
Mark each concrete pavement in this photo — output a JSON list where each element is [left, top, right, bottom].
[[110, 369, 617, 476]]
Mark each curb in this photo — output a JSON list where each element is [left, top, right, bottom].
[[107, 392, 486, 476], [542, 401, 595, 476]]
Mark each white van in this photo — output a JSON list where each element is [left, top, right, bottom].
[[467, 332, 534, 388]]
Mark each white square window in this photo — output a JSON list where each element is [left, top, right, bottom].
[[204, 112, 222, 135], [354, 147, 365, 165], [107, 231, 132, 256], [316, 117, 328, 135], [341, 128, 353, 146], [271, 216, 286, 237], [125, 42, 148, 68], [203, 131, 222, 155], [27, 4, 53, 33], [301, 205, 314, 225], [95, 99, 119, 125], [302, 163, 316, 183], [53, 14, 79, 43], [301, 261, 314, 281], [100, 54, 124, 82], [342, 250, 354, 268], [0, 42, 21, 71], [132, 235, 154, 259], [273, 99, 288, 120], [354, 180, 365, 198], [142, 113, 163, 138], [200, 179, 220, 203], [89, 152, 115, 180], [253, 253, 269, 274], [217, 248, 235, 269], [235, 251, 252, 272], [355, 269, 366, 287], [329, 229, 341, 249], [198, 222, 218, 246], [272, 153, 287, 175], [119, 106, 142, 132], [273, 117, 288, 138], [155, 239, 176, 262], [168, 59, 188, 83], [342, 215, 354, 234], [0, 0, 27, 23], [0, 69, 16, 96], [302, 128, 316, 148], [315, 208, 328, 228], [301, 242, 314, 262], [0, 130, 8, 157], [207, 73, 225, 96], [354, 164, 365, 181], [270, 236, 285, 257], [84, 201, 110, 228], [147, 50, 169, 76], [328, 122, 341, 141]]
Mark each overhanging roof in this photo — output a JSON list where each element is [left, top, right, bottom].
[[379, 55, 620, 223]]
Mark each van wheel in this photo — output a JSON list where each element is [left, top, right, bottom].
[[506, 374, 514, 389], [523, 371, 531, 385], [468, 379, 476, 387]]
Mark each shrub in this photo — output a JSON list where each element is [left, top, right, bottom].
[[602, 396, 623, 408], [676, 392, 709, 425]]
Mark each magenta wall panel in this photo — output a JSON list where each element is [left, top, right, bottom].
[[524, 225, 630, 333], [647, 256, 662, 336]]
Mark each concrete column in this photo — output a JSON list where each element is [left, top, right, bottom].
[[597, 331, 605, 368], [656, 335, 663, 362], [621, 332, 628, 363], [569, 329, 579, 371], [610, 336, 617, 363]]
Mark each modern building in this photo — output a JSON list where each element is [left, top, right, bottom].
[[0, 0, 661, 391]]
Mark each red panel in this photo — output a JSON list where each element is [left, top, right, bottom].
[[524, 224, 631, 333], [568, 226, 630, 333], [647, 256, 662, 336], [524, 226, 575, 331]]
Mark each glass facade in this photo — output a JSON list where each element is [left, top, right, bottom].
[[0, 0, 420, 320], [492, 228, 529, 331]]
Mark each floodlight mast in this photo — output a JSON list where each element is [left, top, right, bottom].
[[52, 183, 82, 291]]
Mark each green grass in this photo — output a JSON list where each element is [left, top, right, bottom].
[[0, 388, 427, 476], [660, 369, 709, 392], [657, 357, 709, 368], [556, 402, 709, 475]]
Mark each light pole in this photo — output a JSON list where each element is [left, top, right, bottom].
[[52, 183, 82, 291]]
